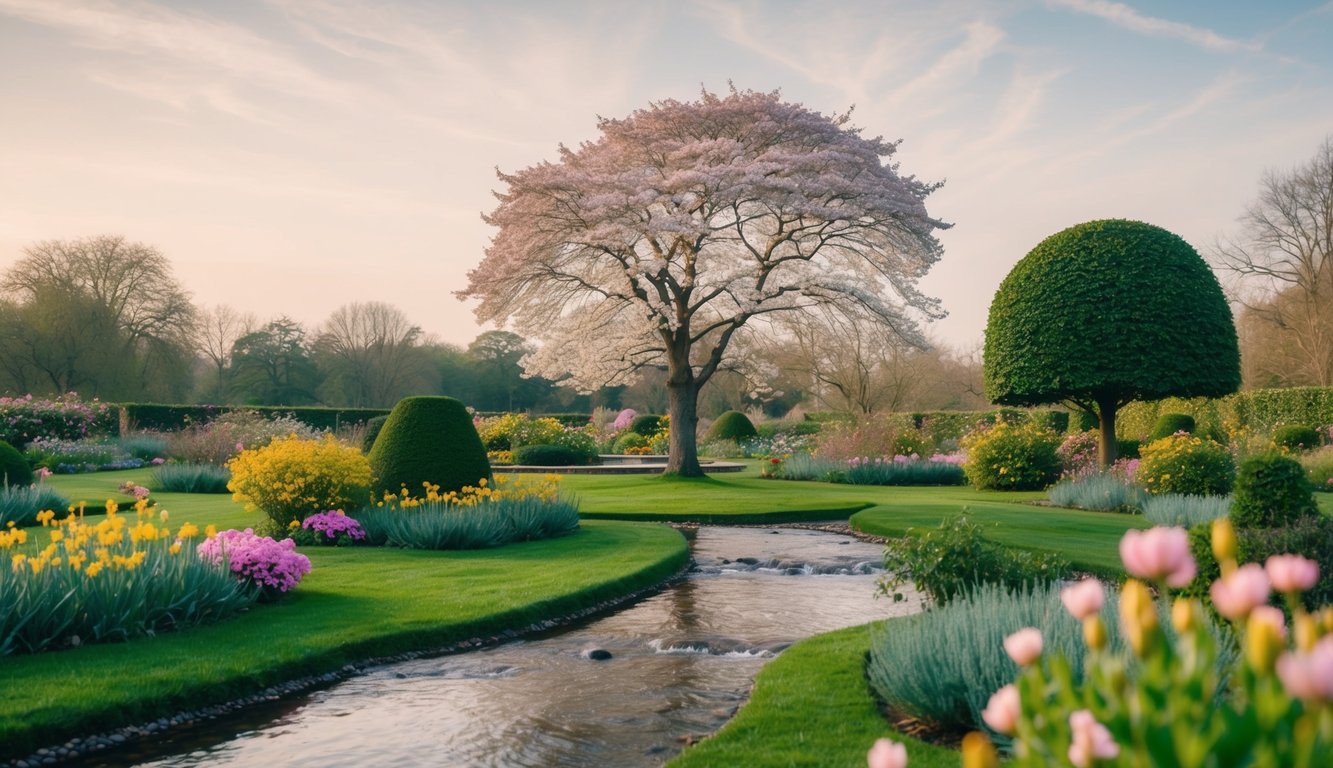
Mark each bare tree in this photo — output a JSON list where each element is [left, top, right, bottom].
[[194, 304, 257, 402], [313, 301, 435, 407], [1214, 138, 1333, 385]]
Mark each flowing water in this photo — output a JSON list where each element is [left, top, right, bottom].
[[75, 526, 921, 767]]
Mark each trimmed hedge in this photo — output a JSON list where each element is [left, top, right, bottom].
[[0, 440, 33, 487], [1149, 413, 1196, 441], [368, 396, 491, 495], [1273, 425, 1321, 452], [119, 404, 389, 433], [361, 415, 389, 453], [512, 444, 595, 467], [1117, 387, 1333, 442], [706, 411, 758, 442], [629, 414, 663, 436]]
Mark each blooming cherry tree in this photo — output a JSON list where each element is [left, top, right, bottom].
[[459, 88, 948, 475]]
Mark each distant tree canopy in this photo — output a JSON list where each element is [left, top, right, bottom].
[[984, 219, 1240, 466]]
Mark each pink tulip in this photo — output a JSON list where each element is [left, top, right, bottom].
[[1249, 605, 1288, 641], [1068, 710, 1119, 767], [1061, 579, 1104, 620], [867, 738, 908, 768], [1276, 636, 1333, 702], [1265, 554, 1319, 593], [1210, 563, 1271, 620], [981, 684, 1021, 735], [1119, 527, 1195, 587], [1004, 627, 1043, 666]]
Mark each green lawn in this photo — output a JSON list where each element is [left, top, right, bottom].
[[668, 622, 955, 768], [3, 471, 689, 759]]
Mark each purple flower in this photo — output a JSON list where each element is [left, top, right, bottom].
[[197, 529, 312, 593], [302, 510, 367, 544]]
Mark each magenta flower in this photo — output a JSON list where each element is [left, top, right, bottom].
[[1068, 710, 1119, 767], [1210, 563, 1271, 620], [1119, 527, 1196, 587], [981, 684, 1021, 735], [302, 510, 367, 544], [866, 738, 907, 768], [197, 529, 312, 594], [1265, 554, 1319, 593], [1060, 578, 1105, 620], [1004, 627, 1043, 666]]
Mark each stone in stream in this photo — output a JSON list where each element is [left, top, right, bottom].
[[581, 648, 613, 661]]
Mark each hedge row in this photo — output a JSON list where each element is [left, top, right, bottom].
[[1116, 387, 1333, 442], [803, 409, 1070, 443], [119, 404, 390, 433]]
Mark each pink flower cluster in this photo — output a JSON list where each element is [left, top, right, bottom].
[[197, 529, 312, 594], [613, 408, 638, 431], [302, 510, 367, 543], [845, 453, 963, 467]]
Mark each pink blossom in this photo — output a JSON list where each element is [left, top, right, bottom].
[[1249, 605, 1288, 641], [1265, 554, 1319, 593], [197, 528, 312, 593], [1210, 563, 1271, 620], [1004, 627, 1043, 666], [866, 738, 907, 768], [612, 408, 637, 431], [1068, 710, 1119, 767], [1119, 527, 1195, 587], [1276, 636, 1333, 702], [981, 684, 1021, 735], [1060, 578, 1105, 620]]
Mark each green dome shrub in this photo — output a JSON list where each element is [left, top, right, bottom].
[[361, 415, 389, 453], [706, 411, 758, 442], [1149, 413, 1196, 441], [1230, 453, 1317, 528], [1137, 434, 1233, 496], [513, 444, 594, 467], [0, 439, 32, 487], [961, 421, 1061, 491], [612, 433, 649, 453], [629, 414, 663, 437], [368, 397, 491, 496], [1273, 425, 1320, 453], [1187, 516, 1333, 609]]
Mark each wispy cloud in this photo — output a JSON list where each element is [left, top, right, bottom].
[[1047, 0, 1260, 53]]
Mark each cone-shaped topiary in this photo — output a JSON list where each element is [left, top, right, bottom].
[[707, 411, 758, 442], [0, 439, 33, 486], [368, 397, 491, 496]]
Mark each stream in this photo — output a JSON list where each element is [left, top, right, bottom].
[[72, 526, 921, 767]]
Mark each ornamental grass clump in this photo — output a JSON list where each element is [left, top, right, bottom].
[[0, 483, 71, 527], [0, 500, 254, 655], [1140, 493, 1231, 528], [1046, 472, 1146, 513], [151, 463, 232, 494], [227, 433, 372, 532]]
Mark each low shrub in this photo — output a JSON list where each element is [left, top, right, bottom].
[[629, 414, 663, 437], [1187, 515, 1333, 608], [866, 583, 1123, 736], [1141, 493, 1231, 528], [1116, 438, 1142, 459], [706, 410, 758, 442], [611, 432, 650, 454], [0, 394, 117, 448], [1229, 453, 1317, 528], [24, 437, 125, 473], [360, 415, 389, 453], [291, 510, 366, 547], [228, 434, 373, 529], [512, 444, 596, 466], [1056, 431, 1099, 478], [1149, 412, 1196, 441], [878, 516, 1070, 605], [476, 413, 565, 451], [0, 501, 255, 655], [1045, 472, 1145, 513], [0, 483, 70, 527], [151, 463, 232, 494], [961, 420, 1062, 491], [1300, 445, 1333, 491], [0, 440, 32, 487], [1137, 434, 1234, 496], [892, 427, 934, 458], [1272, 424, 1321, 453], [165, 411, 321, 465]]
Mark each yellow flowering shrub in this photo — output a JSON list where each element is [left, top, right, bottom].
[[1137, 434, 1235, 496], [227, 434, 372, 528], [961, 419, 1061, 491]]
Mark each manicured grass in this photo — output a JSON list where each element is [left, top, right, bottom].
[[669, 622, 955, 768], [571, 472, 873, 522], [3, 470, 689, 759]]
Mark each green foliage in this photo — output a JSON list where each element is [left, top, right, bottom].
[[1188, 515, 1333, 607], [1300, 446, 1333, 491], [1272, 424, 1321, 453], [0, 440, 32, 486], [150, 463, 232, 494], [754, 420, 821, 439], [629, 414, 663, 436], [1229, 453, 1317, 528], [0, 394, 118, 447], [1149, 412, 1196, 441], [1116, 438, 1142, 459], [360, 415, 389, 453], [512, 444, 595, 466], [0, 483, 70, 527], [961, 420, 1062, 491], [121, 403, 388, 432], [369, 396, 491, 496], [1141, 493, 1231, 528], [611, 432, 650, 453], [354, 496, 580, 549], [1137, 434, 1235, 496], [772, 454, 966, 486], [867, 583, 1120, 734], [706, 410, 758, 442], [1046, 472, 1145, 513], [878, 516, 1070, 605], [117, 434, 168, 462], [984, 219, 1240, 410]]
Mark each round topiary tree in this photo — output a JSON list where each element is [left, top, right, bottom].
[[984, 219, 1240, 467], [1230, 453, 1318, 528], [368, 396, 491, 496], [706, 411, 758, 442], [0, 439, 33, 486], [1149, 413, 1196, 441], [629, 414, 663, 437]]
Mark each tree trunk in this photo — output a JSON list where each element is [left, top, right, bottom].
[[1097, 396, 1118, 468], [664, 336, 704, 477]]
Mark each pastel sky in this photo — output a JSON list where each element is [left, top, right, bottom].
[[2, 0, 1331, 352]]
